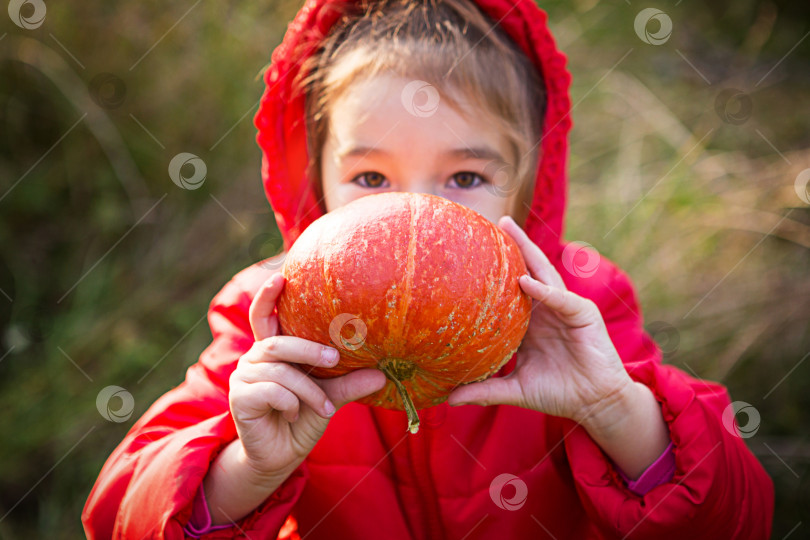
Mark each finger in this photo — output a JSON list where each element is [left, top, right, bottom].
[[519, 275, 600, 328], [249, 335, 341, 369], [318, 368, 388, 409], [498, 216, 566, 289], [249, 273, 285, 341], [241, 361, 335, 418], [230, 379, 299, 423], [446, 376, 522, 408]]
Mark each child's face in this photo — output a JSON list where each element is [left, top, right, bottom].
[[320, 73, 521, 224]]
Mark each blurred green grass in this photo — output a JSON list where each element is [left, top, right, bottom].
[[1, 0, 808, 537]]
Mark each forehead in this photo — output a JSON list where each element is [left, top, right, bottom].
[[327, 73, 506, 159]]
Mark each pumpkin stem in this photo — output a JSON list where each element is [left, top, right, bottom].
[[379, 360, 420, 434]]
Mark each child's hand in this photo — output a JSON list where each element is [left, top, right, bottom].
[[229, 273, 387, 481], [447, 216, 634, 427]]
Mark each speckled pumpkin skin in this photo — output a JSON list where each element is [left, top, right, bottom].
[[276, 192, 532, 411]]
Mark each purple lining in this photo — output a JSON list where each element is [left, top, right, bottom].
[[615, 441, 676, 496], [183, 483, 235, 537]]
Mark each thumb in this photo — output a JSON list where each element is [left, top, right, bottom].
[[320, 368, 388, 409], [446, 376, 523, 408]]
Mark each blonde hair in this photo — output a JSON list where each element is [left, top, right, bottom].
[[293, 0, 545, 224]]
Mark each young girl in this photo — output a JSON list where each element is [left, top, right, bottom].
[[82, 0, 774, 537]]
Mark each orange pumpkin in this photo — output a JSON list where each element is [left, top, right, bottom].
[[277, 192, 532, 433]]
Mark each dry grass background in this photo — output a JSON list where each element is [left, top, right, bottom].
[[0, 0, 808, 537]]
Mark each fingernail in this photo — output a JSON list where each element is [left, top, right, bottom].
[[324, 400, 336, 417], [322, 347, 339, 365]]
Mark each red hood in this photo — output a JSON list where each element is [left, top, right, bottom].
[[253, 0, 572, 262]]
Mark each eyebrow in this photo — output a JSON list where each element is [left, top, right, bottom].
[[336, 145, 506, 164]]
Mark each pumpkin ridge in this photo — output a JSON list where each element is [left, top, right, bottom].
[[415, 367, 470, 386], [472, 226, 513, 359], [446, 344, 519, 392], [470, 225, 501, 331], [434, 222, 510, 372], [475, 228, 526, 374], [387, 194, 419, 352], [321, 238, 336, 336]]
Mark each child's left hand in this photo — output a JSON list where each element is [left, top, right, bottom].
[[447, 216, 635, 427]]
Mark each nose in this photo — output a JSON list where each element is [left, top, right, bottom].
[[400, 177, 437, 197]]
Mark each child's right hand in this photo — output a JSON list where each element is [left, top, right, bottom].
[[229, 272, 387, 482]]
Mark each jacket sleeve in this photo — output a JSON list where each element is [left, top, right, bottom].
[[561, 260, 774, 539], [81, 267, 309, 539]]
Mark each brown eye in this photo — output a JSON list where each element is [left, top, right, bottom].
[[451, 172, 484, 189], [354, 172, 387, 188]]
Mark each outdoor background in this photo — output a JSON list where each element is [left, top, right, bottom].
[[1, 0, 808, 537]]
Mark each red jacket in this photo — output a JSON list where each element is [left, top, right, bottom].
[[82, 0, 774, 537]]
